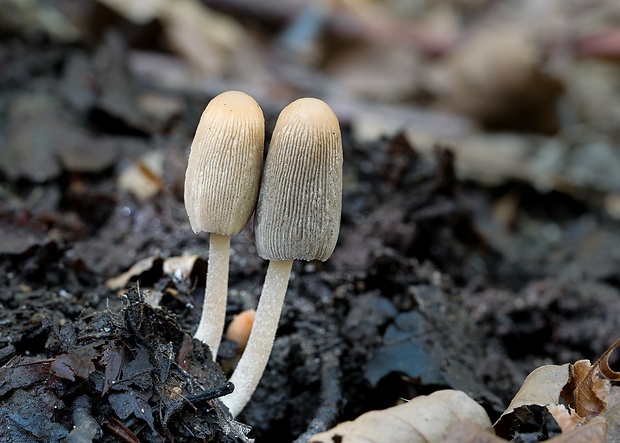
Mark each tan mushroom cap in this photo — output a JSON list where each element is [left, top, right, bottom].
[[255, 98, 343, 262], [184, 91, 265, 235]]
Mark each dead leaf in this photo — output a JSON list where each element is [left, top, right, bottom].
[[108, 391, 156, 433], [548, 404, 583, 433], [325, 41, 421, 102], [564, 360, 609, 420], [603, 385, 620, 443], [106, 254, 202, 290], [310, 390, 493, 443], [563, 338, 620, 421], [495, 342, 620, 440], [159, 0, 245, 75], [0, 388, 68, 441], [102, 343, 125, 396], [427, 23, 562, 132], [0, 356, 51, 397], [440, 421, 506, 443], [96, 0, 166, 24], [117, 150, 166, 200], [162, 255, 200, 281], [548, 416, 607, 443], [494, 364, 570, 439], [597, 337, 620, 381], [105, 256, 160, 290], [50, 345, 98, 381]]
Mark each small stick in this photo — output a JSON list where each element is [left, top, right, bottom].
[[65, 396, 103, 443]]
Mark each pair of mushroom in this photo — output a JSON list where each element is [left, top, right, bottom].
[[184, 91, 343, 417]]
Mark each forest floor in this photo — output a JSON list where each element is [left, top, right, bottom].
[[1, 1, 620, 442]]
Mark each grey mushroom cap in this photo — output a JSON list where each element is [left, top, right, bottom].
[[184, 90, 265, 236], [254, 97, 343, 262]]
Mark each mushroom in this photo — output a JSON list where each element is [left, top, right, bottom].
[[225, 309, 256, 354], [222, 97, 343, 416], [184, 90, 264, 358]]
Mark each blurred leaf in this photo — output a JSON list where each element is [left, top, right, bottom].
[[310, 390, 493, 443], [117, 150, 166, 201], [97, 0, 166, 24], [440, 421, 505, 443], [548, 416, 607, 443]]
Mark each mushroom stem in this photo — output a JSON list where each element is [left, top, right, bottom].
[[194, 233, 230, 358], [222, 259, 294, 417]]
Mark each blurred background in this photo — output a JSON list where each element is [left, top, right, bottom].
[[2, 0, 620, 214]]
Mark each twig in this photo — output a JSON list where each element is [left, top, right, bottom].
[[294, 350, 343, 442], [65, 396, 103, 443]]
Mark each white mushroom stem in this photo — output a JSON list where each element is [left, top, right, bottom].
[[194, 233, 230, 358], [222, 259, 294, 417]]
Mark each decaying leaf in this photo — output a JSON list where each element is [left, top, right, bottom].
[[98, 0, 245, 75], [502, 364, 570, 414], [563, 338, 620, 421], [117, 150, 166, 200], [105, 254, 202, 290], [563, 360, 609, 421], [96, 0, 166, 24], [548, 404, 583, 433], [105, 256, 160, 290], [50, 345, 98, 381], [596, 337, 620, 381], [547, 416, 607, 443], [309, 390, 493, 443], [495, 340, 620, 440], [440, 421, 505, 443], [0, 356, 51, 397], [494, 364, 570, 439], [162, 255, 200, 281]]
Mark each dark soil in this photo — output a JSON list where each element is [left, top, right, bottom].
[[1, 6, 620, 443]]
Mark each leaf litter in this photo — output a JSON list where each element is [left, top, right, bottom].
[[0, 288, 251, 442]]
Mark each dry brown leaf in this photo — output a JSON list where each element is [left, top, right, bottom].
[[563, 360, 609, 420], [563, 338, 620, 421], [597, 337, 620, 381], [309, 390, 493, 443]]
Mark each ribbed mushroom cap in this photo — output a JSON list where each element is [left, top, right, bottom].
[[184, 91, 264, 235], [255, 98, 343, 261]]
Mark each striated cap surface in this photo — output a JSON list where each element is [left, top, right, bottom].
[[255, 98, 343, 261], [184, 91, 264, 235]]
